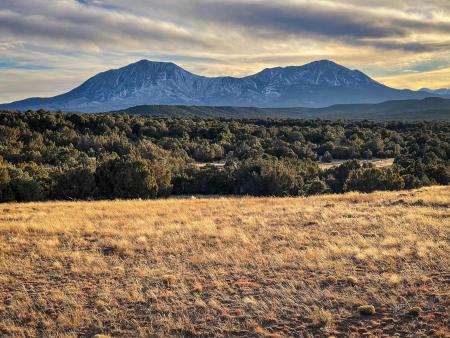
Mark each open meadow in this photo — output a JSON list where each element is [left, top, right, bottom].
[[0, 186, 449, 337]]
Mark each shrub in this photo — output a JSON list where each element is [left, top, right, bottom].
[[232, 158, 302, 196], [321, 151, 333, 163], [95, 156, 171, 199], [261, 161, 299, 196], [344, 168, 404, 193], [306, 179, 329, 195], [358, 305, 376, 316], [0, 164, 12, 202], [408, 306, 421, 317], [311, 308, 333, 328], [362, 149, 373, 159], [8, 167, 46, 201], [52, 166, 97, 200]]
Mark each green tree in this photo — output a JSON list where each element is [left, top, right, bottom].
[[306, 179, 329, 195], [96, 157, 158, 199], [0, 160, 11, 202], [52, 166, 97, 200], [8, 167, 45, 201], [261, 160, 300, 196], [344, 168, 404, 193], [321, 151, 333, 163]]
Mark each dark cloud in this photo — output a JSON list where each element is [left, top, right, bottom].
[[365, 40, 450, 53], [103, 0, 450, 50], [0, 0, 214, 50], [186, 1, 406, 39], [1, 0, 450, 53]]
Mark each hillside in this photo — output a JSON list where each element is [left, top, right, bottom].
[[0, 187, 449, 337], [113, 97, 450, 121], [0, 59, 433, 112]]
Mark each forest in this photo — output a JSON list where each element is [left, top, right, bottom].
[[0, 110, 449, 202]]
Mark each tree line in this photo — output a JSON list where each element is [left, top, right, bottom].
[[0, 110, 448, 202]]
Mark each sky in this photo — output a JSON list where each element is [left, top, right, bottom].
[[1, 0, 450, 102]]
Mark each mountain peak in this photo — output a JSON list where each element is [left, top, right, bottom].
[[303, 59, 350, 71], [135, 59, 176, 65], [126, 59, 180, 69], [308, 59, 339, 66], [0, 59, 435, 112]]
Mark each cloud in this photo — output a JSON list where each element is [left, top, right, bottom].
[[0, 0, 449, 101], [361, 40, 450, 53], [2, 0, 449, 53], [377, 67, 450, 90], [0, 0, 214, 51], [180, 1, 407, 39], [0, 61, 53, 70], [100, 0, 450, 50]]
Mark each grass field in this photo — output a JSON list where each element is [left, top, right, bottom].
[[0, 187, 449, 337]]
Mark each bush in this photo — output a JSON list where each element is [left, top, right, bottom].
[[52, 166, 97, 200], [232, 158, 302, 196], [306, 179, 329, 195], [358, 305, 376, 316], [0, 161, 11, 202], [344, 168, 404, 193], [9, 168, 46, 201], [96, 156, 171, 199], [261, 160, 300, 196], [326, 160, 361, 193], [362, 149, 373, 159], [408, 306, 421, 317], [172, 166, 231, 195], [321, 151, 333, 163]]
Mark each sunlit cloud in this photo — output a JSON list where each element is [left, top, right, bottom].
[[377, 67, 450, 90], [0, 0, 449, 102]]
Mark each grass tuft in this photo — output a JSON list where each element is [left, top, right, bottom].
[[311, 308, 333, 328], [358, 305, 376, 316], [408, 306, 421, 317]]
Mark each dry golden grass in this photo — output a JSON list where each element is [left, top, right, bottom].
[[0, 186, 449, 337]]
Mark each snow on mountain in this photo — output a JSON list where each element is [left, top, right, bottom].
[[0, 59, 435, 112]]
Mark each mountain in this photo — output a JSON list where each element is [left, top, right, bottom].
[[115, 97, 450, 121], [420, 88, 450, 98], [0, 59, 437, 112]]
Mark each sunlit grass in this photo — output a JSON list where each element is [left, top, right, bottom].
[[0, 186, 449, 336]]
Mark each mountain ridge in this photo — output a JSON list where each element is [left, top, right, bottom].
[[0, 59, 437, 112], [420, 87, 450, 97], [111, 97, 450, 121]]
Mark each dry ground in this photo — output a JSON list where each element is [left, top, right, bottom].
[[0, 187, 449, 337], [318, 158, 395, 170], [195, 158, 395, 171]]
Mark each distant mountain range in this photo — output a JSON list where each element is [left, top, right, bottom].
[[115, 97, 450, 121], [420, 88, 450, 96], [0, 59, 443, 112]]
